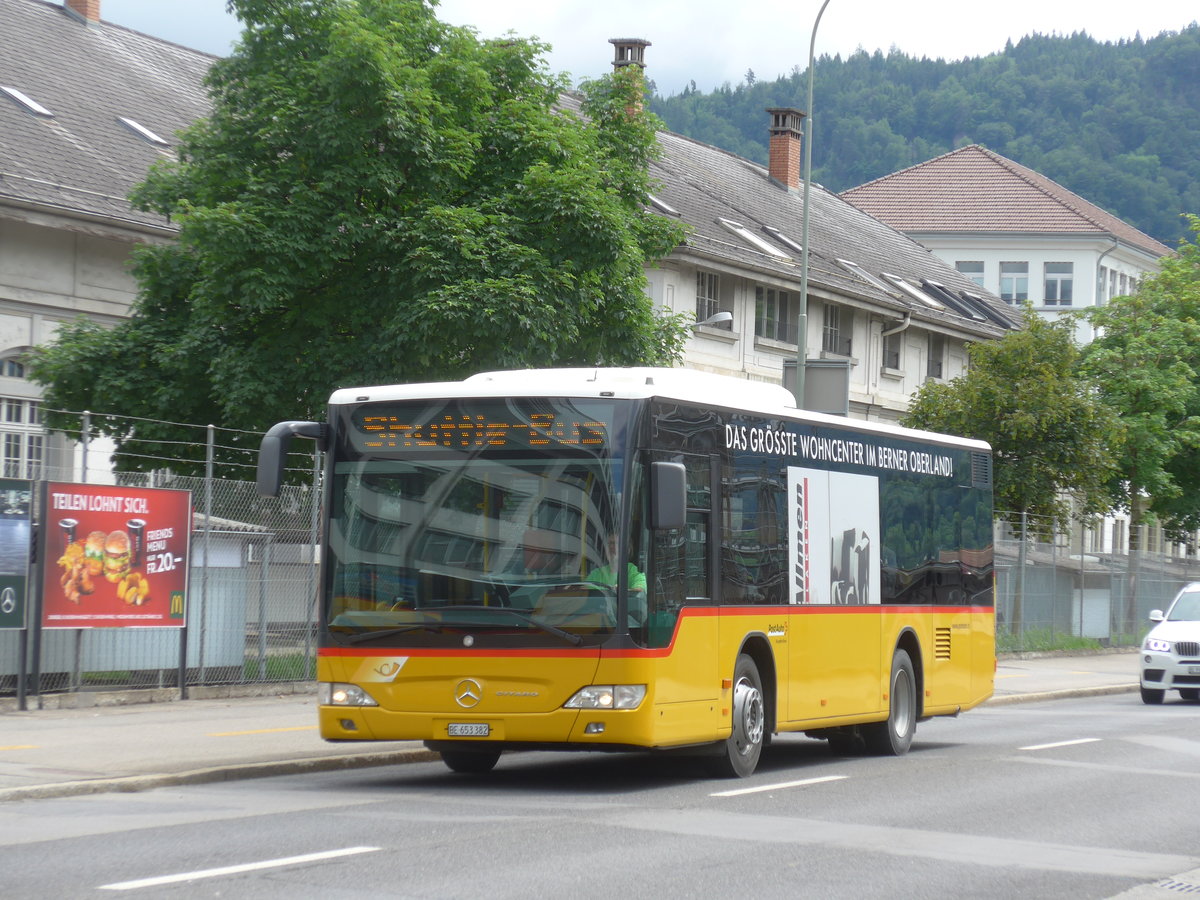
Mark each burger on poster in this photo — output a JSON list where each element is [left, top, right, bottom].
[[103, 530, 131, 583], [84, 530, 106, 575]]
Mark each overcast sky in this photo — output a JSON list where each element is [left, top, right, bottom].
[[100, 0, 1199, 95]]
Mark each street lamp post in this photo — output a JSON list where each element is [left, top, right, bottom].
[[794, 0, 833, 408]]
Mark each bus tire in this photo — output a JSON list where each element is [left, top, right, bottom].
[[440, 748, 501, 774], [863, 649, 916, 756], [707, 653, 765, 778]]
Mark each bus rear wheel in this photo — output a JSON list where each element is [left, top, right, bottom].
[[707, 654, 765, 778], [863, 649, 916, 756], [440, 748, 501, 774]]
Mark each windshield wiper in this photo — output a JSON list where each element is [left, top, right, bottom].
[[338, 623, 442, 645], [427, 605, 585, 646]]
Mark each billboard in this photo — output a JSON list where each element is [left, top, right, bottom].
[[40, 482, 192, 629], [0, 479, 32, 630]]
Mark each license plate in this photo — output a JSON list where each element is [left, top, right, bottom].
[[448, 723, 490, 737]]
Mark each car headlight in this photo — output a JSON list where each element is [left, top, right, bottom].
[[319, 682, 379, 707], [1144, 638, 1172, 653], [564, 684, 646, 710]]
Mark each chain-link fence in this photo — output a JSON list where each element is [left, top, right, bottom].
[[0, 410, 321, 699], [995, 511, 1200, 652]]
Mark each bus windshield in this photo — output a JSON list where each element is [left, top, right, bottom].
[[325, 398, 630, 648]]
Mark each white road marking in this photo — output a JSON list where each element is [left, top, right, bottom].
[[98, 846, 380, 891], [1018, 738, 1101, 751], [710, 775, 847, 797]]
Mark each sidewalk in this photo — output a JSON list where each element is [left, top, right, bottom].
[[0, 650, 1140, 802]]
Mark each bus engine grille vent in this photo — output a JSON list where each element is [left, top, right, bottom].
[[935, 627, 952, 660]]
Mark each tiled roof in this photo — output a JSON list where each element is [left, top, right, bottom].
[[840, 144, 1172, 259], [0, 0, 213, 233]]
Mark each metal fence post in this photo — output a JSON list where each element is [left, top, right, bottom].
[[303, 445, 320, 679]]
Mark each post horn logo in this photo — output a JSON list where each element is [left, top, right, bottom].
[[454, 678, 483, 708]]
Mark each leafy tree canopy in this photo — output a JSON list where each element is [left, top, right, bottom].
[[33, 0, 688, 472], [902, 307, 1117, 530], [1081, 215, 1200, 541]]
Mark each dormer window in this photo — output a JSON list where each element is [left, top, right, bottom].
[[883, 274, 944, 310], [118, 116, 169, 147], [836, 259, 890, 292], [717, 218, 791, 259], [1, 85, 53, 117]]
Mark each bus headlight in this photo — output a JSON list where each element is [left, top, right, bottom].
[[564, 684, 646, 710], [319, 682, 379, 707]]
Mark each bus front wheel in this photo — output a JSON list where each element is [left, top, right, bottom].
[[863, 649, 916, 756], [440, 748, 501, 774], [707, 654, 765, 778]]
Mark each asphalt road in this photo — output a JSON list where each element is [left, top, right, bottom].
[[1, 691, 1196, 899]]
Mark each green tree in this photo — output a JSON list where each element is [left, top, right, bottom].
[[1081, 215, 1200, 631], [1138, 216, 1200, 537], [32, 0, 689, 472], [902, 308, 1117, 632]]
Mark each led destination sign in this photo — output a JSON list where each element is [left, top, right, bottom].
[[351, 400, 615, 452]]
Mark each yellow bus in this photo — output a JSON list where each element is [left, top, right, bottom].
[[257, 368, 994, 777]]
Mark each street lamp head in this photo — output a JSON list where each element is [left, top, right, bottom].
[[694, 311, 733, 329]]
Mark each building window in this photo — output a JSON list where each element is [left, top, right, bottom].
[[2, 359, 25, 379], [955, 261, 985, 287], [999, 262, 1028, 302], [927, 333, 945, 379], [883, 330, 902, 370], [0, 398, 42, 478], [1044, 262, 1073, 306], [696, 270, 721, 322], [754, 286, 796, 344], [822, 304, 852, 356]]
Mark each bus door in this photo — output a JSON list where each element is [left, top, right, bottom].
[[786, 467, 883, 722], [644, 453, 720, 744]]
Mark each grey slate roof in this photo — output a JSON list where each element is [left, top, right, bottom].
[[647, 127, 1020, 336], [1, 1, 1015, 341], [0, 0, 213, 234]]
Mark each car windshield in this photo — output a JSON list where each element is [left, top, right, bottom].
[[1168, 590, 1200, 621], [324, 398, 629, 647]]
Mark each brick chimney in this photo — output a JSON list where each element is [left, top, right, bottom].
[[64, 0, 101, 23], [767, 108, 806, 190]]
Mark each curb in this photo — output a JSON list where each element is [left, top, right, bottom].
[[985, 683, 1139, 706], [0, 747, 439, 804]]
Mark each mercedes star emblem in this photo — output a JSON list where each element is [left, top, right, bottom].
[[454, 678, 482, 708]]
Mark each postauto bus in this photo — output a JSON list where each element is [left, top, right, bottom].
[[257, 368, 994, 777]]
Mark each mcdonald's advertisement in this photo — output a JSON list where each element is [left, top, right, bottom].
[[40, 482, 192, 629]]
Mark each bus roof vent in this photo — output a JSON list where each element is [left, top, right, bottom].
[[970, 451, 992, 488]]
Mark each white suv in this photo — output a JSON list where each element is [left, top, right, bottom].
[[1140, 583, 1200, 704]]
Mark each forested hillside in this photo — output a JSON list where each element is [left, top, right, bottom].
[[649, 25, 1200, 247]]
